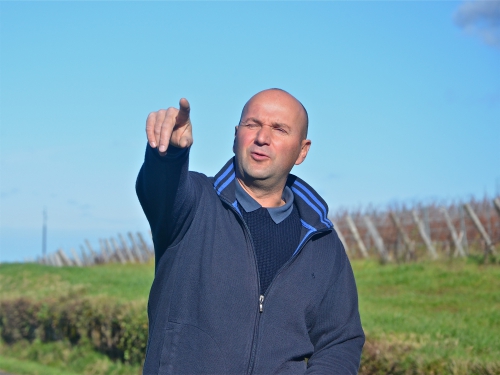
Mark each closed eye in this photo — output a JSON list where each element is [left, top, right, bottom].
[[273, 125, 289, 134], [240, 123, 260, 129]]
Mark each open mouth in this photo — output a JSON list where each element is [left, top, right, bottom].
[[250, 151, 270, 161]]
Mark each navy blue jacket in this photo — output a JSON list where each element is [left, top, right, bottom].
[[136, 145, 365, 375]]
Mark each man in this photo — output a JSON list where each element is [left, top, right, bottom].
[[136, 89, 364, 375]]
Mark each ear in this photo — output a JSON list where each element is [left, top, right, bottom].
[[233, 126, 239, 154], [294, 139, 311, 166]]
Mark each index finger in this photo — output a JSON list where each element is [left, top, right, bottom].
[[146, 111, 158, 148], [175, 98, 191, 126]]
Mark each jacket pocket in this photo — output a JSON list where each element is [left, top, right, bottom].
[[273, 359, 307, 375], [158, 322, 227, 375]]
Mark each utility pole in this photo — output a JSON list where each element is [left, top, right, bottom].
[[42, 208, 47, 257]]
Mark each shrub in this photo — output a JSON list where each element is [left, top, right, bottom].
[[0, 295, 147, 365]]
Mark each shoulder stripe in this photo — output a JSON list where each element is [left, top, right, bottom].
[[214, 163, 234, 189], [216, 172, 235, 195], [292, 186, 332, 228], [293, 180, 329, 221]]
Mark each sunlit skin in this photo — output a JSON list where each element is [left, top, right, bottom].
[[145, 89, 311, 208], [233, 89, 311, 208]]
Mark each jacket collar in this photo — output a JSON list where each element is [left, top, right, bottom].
[[213, 157, 333, 232]]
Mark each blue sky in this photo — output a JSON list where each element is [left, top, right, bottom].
[[1, 1, 499, 262]]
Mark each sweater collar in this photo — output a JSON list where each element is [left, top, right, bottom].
[[213, 157, 333, 231], [235, 179, 294, 224]]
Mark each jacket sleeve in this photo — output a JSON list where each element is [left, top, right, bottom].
[[306, 236, 365, 374], [135, 144, 199, 268]]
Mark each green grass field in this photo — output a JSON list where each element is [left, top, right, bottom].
[[1, 258, 499, 374]]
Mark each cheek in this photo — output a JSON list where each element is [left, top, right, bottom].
[[233, 134, 246, 155], [235, 133, 252, 151]]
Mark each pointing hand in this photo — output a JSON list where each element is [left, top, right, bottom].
[[146, 98, 193, 156]]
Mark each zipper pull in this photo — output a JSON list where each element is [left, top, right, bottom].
[[259, 295, 265, 313]]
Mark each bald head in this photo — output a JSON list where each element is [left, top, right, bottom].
[[240, 89, 309, 139]]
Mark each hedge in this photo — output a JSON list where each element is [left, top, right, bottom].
[[0, 295, 147, 364], [1, 296, 498, 374]]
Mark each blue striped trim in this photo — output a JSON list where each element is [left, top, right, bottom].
[[232, 200, 241, 214], [291, 186, 332, 228], [213, 163, 234, 190], [216, 172, 235, 195], [293, 219, 317, 256], [293, 181, 328, 221]]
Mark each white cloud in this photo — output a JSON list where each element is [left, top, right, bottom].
[[454, 0, 500, 48]]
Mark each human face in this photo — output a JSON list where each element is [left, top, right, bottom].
[[233, 90, 311, 189]]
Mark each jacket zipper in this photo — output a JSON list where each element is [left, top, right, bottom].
[[220, 198, 263, 375], [259, 295, 264, 313], [222, 197, 330, 374], [256, 228, 331, 314], [246, 228, 330, 374]]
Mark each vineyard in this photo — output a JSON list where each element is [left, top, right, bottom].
[[38, 196, 500, 267], [2, 196, 499, 375], [333, 196, 500, 263]]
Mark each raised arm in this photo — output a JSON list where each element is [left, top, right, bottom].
[[136, 98, 198, 267]]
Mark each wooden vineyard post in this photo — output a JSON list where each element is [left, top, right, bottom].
[[85, 239, 98, 264], [110, 238, 127, 264], [494, 197, 500, 218], [137, 232, 153, 260], [464, 203, 497, 257], [70, 248, 83, 266], [80, 245, 90, 266], [333, 224, 350, 255], [440, 207, 466, 258], [112, 236, 126, 262], [346, 215, 369, 258], [103, 239, 115, 263], [459, 206, 469, 254], [412, 210, 438, 259], [128, 232, 145, 263], [53, 251, 63, 267], [57, 249, 72, 266], [51, 253, 60, 266], [99, 239, 109, 263], [118, 233, 137, 263], [389, 212, 415, 261], [45, 254, 53, 266], [363, 216, 389, 263]]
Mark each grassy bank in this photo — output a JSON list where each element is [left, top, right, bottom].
[[0, 262, 154, 304], [0, 340, 140, 375], [1, 259, 499, 374], [354, 259, 500, 362]]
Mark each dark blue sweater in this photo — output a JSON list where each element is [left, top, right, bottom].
[[239, 204, 301, 294], [136, 145, 365, 375]]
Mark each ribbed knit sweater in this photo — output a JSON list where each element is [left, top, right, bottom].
[[239, 203, 302, 294]]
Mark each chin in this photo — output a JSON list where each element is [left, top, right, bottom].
[[244, 170, 270, 181]]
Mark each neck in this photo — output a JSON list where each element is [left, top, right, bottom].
[[236, 177, 285, 208]]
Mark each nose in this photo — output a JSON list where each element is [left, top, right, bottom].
[[255, 125, 271, 146]]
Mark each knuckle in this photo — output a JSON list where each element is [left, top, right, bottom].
[[166, 107, 178, 116]]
